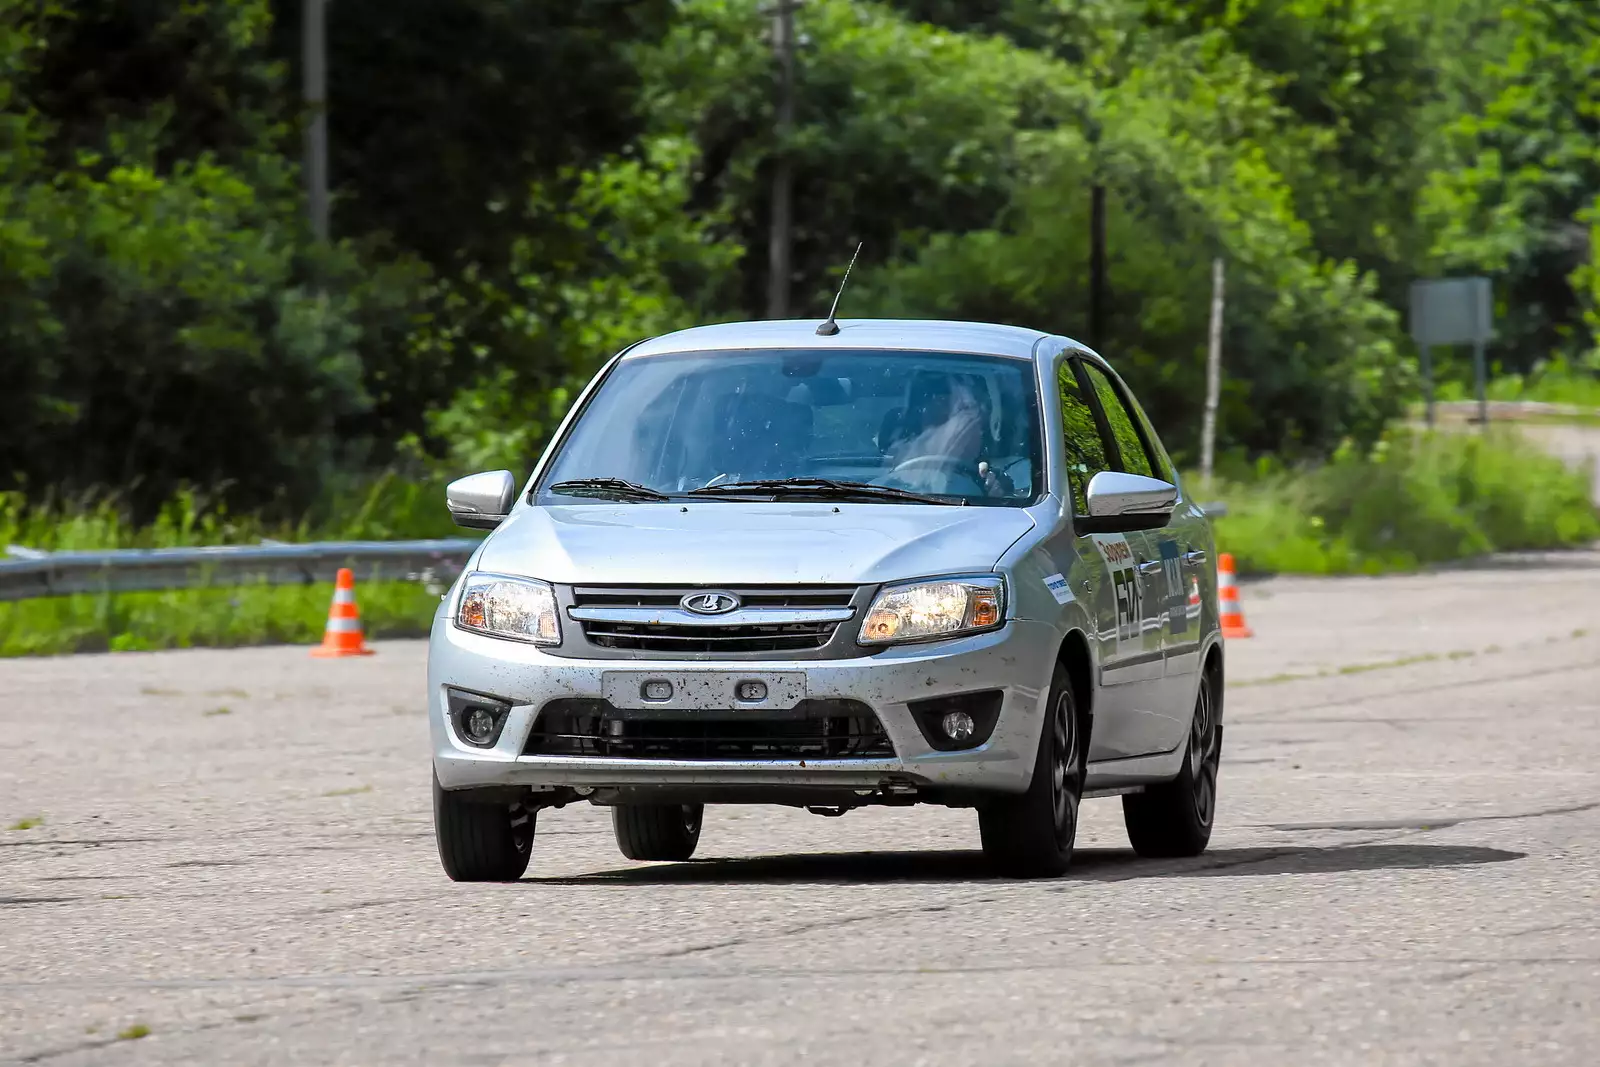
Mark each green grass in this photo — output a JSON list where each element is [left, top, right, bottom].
[[8, 816, 43, 830], [0, 580, 442, 657], [116, 1024, 150, 1041], [1337, 653, 1440, 674], [1430, 355, 1600, 411], [0, 470, 467, 552], [1205, 426, 1599, 576], [4, 426, 1596, 654], [1, 473, 469, 657]]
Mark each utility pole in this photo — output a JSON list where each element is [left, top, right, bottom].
[[1085, 115, 1106, 351], [303, 0, 330, 242], [1200, 257, 1225, 484], [766, 0, 798, 319], [1088, 183, 1106, 350]]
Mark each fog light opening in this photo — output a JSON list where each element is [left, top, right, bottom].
[[941, 710, 976, 743], [463, 707, 498, 744], [908, 689, 1002, 752]]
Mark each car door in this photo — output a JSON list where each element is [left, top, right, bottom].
[[1055, 356, 1166, 762], [1075, 357, 1184, 758], [1075, 355, 1203, 755], [1119, 378, 1211, 725]]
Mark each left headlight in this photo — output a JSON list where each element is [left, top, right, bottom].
[[858, 575, 1006, 646], [455, 572, 561, 646]]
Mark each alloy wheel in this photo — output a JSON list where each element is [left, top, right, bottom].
[[1188, 679, 1220, 827], [1049, 691, 1080, 849], [509, 802, 534, 857]]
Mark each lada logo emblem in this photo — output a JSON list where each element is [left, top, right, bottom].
[[681, 591, 741, 615]]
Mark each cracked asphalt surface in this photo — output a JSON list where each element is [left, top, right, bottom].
[[3, 550, 1598, 1065]]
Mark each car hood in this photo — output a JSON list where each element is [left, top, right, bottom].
[[473, 502, 1036, 586]]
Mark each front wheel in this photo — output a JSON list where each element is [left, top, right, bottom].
[[1122, 672, 1221, 858], [978, 663, 1084, 878], [433, 773, 534, 882], [612, 803, 703, 861]]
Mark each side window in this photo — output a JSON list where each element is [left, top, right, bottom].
[[1056, 360, 1111, 514], [1127, 392, 1175, 485], [1080, 362, 1156, 479]]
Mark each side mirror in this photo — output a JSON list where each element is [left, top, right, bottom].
[[446, 470, 518, 530], [1077, 470, 1178, 534]]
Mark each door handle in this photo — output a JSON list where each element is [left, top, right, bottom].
[[1136, 560, 1164, 576], [1182, 549, 1207, 565]]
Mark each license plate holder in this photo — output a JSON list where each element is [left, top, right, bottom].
[[600, 671, 806, 711]]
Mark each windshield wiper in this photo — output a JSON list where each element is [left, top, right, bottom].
[[685, 477, 959, 506], [547, 477, 670, 502]]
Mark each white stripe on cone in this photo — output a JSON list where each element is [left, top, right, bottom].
[[324, 617, 363, 633]]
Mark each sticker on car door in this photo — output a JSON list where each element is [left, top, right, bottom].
[[1042, 572, 1073, 605], [1090, 534, 1140, 643], [1159, 538, 1186, 634]]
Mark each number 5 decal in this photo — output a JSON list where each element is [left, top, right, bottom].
[[1112, 570, 1140, 641]]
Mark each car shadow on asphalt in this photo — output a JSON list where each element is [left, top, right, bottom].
[[530, 843, 1525, 886]]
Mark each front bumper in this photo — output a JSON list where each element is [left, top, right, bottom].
[[427, 606, 1060, 797]]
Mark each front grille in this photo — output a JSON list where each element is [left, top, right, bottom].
[[572, 587, 856, 610], [525, 698, 894, 760], [581, 620, 836, 653], [570, 585, 858, 654]]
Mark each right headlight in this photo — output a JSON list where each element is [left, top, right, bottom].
[[454, 572, 561, 646], [857, 575, 1006, 646]]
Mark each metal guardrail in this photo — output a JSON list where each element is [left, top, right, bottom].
[[0, 539, 480, 603], [1, 502, 1229, 603]]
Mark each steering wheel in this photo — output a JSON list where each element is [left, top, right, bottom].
[[884, 454, 985, 495]]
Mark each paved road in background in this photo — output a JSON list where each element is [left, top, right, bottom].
[[4, 552, 1599, 1065]]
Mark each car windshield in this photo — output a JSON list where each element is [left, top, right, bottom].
[[535, 348, 1043, 507]]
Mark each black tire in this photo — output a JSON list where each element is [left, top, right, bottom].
[[612, 803, 703, 861], [1122, 671, 1221, 858], [433, 773, 534, 882], [979, 663, 1084, 878]]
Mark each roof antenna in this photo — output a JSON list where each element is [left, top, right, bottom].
[[815, 242, 862, 336]]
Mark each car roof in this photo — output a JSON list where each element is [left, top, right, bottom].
[[623, 318, 1081, 362]]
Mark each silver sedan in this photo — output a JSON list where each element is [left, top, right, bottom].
[[428, 318, 1222, 879]]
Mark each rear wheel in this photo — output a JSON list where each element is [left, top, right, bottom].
[[612, 803, 704, 861], [1122, 672, 1221, 857], [433, 773, 534, 882], [979, 663, 1083, 878]]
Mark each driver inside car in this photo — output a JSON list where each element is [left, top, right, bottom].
[[885, 375, 1011, 497]]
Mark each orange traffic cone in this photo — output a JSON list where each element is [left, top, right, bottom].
[[311, 568, 375, 657], [1217, 553, 1253, 639]]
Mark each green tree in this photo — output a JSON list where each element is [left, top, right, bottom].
[[641, 0, 1075, 315], [1421, 0, 1600, 369], [0, 0, 426, 515], [831, 1, 1406, 458]]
